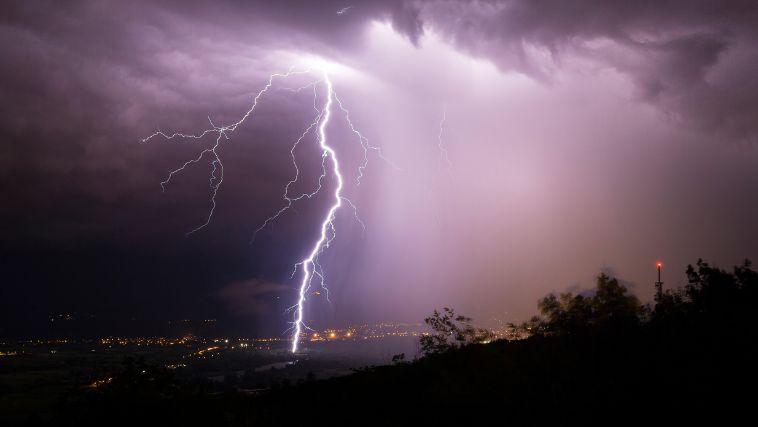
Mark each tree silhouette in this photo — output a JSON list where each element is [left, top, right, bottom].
[[652, 258, 758, 328], [420, 307, 492, 355], [521, 272, 644, 336]]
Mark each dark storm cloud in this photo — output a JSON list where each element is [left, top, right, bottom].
[[0, 0, 414, 243], [418, 0, 758, 142], [1, 0, 757, 337], [0, 0, 421, 208], [0, 0, 423, 336], [2, 0, 753, 242]]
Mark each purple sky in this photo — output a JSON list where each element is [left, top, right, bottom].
[[2, 0, 757, 336]]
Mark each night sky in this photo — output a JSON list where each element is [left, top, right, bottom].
[[2, 0, 757, 338]]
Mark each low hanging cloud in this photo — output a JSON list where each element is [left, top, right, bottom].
[[217, 279, 290, 316]]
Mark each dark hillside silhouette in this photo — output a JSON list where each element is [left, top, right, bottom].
[[29, 259, 758, 425]]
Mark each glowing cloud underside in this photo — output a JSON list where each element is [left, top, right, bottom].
[[141, 68, 386, 353]]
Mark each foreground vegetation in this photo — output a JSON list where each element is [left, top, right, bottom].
[[12, 259, 758, 424]]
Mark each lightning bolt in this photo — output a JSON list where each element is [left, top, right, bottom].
[[337, 5, 353, 15], [140, 68, 312, 235], [142, 66, 385, 353], [437, 103, 452, 176], [289, 72, 341, 352]]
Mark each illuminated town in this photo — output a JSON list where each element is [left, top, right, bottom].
[[0, 321, 527, 360]]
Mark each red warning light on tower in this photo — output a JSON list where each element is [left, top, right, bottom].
[[655, 261, 664, 298]]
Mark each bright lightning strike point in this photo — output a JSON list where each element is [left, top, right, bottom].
[[142, 64, 388, 354]]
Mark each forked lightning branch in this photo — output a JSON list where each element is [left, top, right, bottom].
[[141, 67, 388, 353]]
